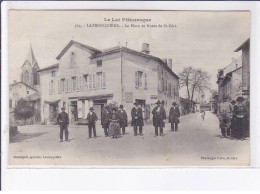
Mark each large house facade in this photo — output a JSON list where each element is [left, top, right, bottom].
[[38, 40, 179, 124]]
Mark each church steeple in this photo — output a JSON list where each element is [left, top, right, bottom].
[[21, 43, 40, 87], [25, 43, 37, 67]]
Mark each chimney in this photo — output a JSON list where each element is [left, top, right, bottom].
[[141, 43, 150, 54], [168, 58, 172, 69], [162, 58, 167, 64]]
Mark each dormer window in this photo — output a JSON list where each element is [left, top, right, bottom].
[[97, 60, 102, 67]]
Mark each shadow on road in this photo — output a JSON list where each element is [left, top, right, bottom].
[[10, 132, 48, 143]]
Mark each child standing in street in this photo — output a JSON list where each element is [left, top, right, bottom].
[[201, 110, 206, 121]]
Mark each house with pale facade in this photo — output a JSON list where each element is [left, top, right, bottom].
[[217, 56, 243, 102], [38, 40, 179, 124]]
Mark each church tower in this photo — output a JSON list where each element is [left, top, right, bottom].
[[21, 43, 40, 88]]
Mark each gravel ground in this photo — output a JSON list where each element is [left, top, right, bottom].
[[9, 111, 250, 166]]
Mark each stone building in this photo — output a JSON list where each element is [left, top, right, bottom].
[[38, 40, 179, 124], [234, 38, 250, 100], [217, 56, 243, 102]]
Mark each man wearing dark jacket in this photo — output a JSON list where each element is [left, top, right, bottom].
[[152, 100, 166, 136], [118, 105, 128, 135], [131, 102, 144, 136], [169, 102, 180, 132], [86, 107, 98, 138], [57, 107, 69, 142], [101, 104, 111, 137]]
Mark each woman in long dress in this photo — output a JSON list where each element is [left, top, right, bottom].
[[109, 108, 120, 138]]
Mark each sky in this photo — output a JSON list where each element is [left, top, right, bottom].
[[9, 11, 250, 99]]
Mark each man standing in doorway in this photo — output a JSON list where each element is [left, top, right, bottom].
[[152, 100, 166, 136], [118, 105, 128, 135], [131, 102, 144, 136], [169, 102, 180, 132], [86, 107, 98, 138], [57, 107, 69, 142]]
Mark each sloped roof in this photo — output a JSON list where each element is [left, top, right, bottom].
[[234, 38, 250, 52], [56, 40, 102, 60], [10, 82, 37, 92], [37, 63, 59, 72], [92, 46, 179, 79], [223, 56, 242, 76]]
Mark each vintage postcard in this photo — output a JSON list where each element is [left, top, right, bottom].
[[8, 10, 250, 166]]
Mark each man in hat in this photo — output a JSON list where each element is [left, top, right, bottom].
[[233, 96, 248, 140], [101, 104, 111, 137], [131, 102, 144, 136], [57, 107, 69, 142], [218, 96, 233, 138], [152, 100, 166, 136], [118, 105, 128, 135], [86, 107, 98, 138], [169, 102, 180, 132]]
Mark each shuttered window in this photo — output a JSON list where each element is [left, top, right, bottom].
[[97, 72, 102, 89], [58, 80, 60, 93], [92, 74, 96, 89], [102, 72, 106, 88], [89, 74, 92, 90], [135, 71, 138, 88], [144, 73, 147, 89], [49, 81, 51, 94], [83, 74, 88, 90]]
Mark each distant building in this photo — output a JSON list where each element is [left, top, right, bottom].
[[234, 38, 250, 100], [38, 40, 180, 124], [179, 97, 196, 115], [217, 56, 243, 102], [9, 44, 41, 124]]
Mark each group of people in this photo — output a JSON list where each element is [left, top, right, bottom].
[[57, 100, 181, 142], [218, 96, 249, 140]]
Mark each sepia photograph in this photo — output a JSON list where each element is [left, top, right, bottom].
[[8, 10, 250, 166]]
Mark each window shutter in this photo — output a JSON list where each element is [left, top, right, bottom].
[[135, 71, 138, 88], [144, 73, 147, 89], [69, 78, 72, 92], [58, 80, 60, 93], [49, 81, 51, 94], [53, 80, 56, 94], [89, 74, 92, 90], [76, 76, 79, 91], [93, 74, 96, 89], [85, 75, 88, 90], [79, 76, 82, 91], [102, 72, 106, 88]]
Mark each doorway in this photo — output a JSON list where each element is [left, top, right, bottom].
[[93, 99, 107, 120]]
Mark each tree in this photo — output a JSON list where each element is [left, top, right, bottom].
[[14, 98, 34, 124], [179, 67, 211, 109]]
